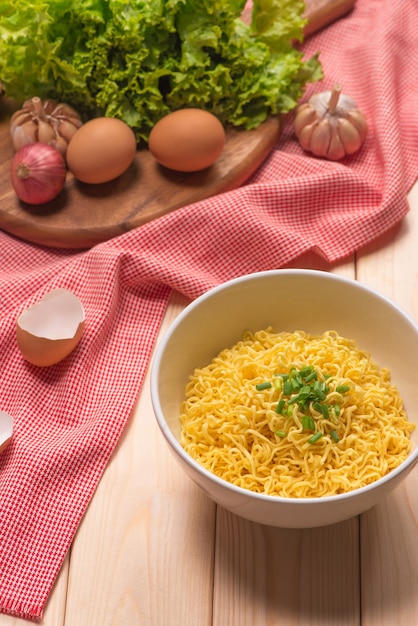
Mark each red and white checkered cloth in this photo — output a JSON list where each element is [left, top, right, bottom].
[[0, 0, 417, 619]]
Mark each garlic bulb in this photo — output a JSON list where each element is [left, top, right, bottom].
[[294, 85, 368, 161], [10, 96, 83, 158]]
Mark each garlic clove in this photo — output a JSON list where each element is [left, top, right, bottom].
[[345, 110, 368, 143], [294, 105, 317, 139], [0, 412, 13, 454], [10, 110, 32, 126], [298, 122, 318, 150], [57, 118, 80, 142], [38, 119, 57, 144], [338, 118, 362, 154], [50, 135, 69, 157], [328, 126, 346, 161], [16, 288, 85, 367], [310, 119, 332, 157], [11, 121, 37, 150], [51, 102, 83, 121]]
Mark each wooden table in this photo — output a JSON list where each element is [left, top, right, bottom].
[[2, 181, 417, 626]]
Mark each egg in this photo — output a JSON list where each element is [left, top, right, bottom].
[[66, 117, 137, 184], [16, 288, 85, 367], [148, 108, 226, 172]]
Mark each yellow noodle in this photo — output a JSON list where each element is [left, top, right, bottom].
[[180, 329, 415, 498]]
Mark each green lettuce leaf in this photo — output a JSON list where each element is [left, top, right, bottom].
[[0, 0, 322, 141]]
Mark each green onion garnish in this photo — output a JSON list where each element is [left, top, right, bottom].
[[330, 430, 340, 443], [299, 365, 314, 377], [275, 430, 287, 438], [283, 380, 293, 395], [319, 403, 330, 419], [304, 370, 318, 383], [256, 366, 348, 446], [301, 416, 315, 431], [276, 399, 285, 414], [256, 381, 272, 391], [336, 384, 350, 394], [308, 432, 323, 444]]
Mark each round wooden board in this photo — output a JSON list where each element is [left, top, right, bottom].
[[0, 98, 281, 249]]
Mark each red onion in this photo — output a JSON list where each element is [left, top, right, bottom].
[[10, 143, 67, 205]]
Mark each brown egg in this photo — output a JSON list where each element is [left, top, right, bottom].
[[67, 117, 137, 184], [16, 288, 85, 367], [148, 108, 226, 172]]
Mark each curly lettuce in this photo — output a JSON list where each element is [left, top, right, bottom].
[[0, 0, 322, 141]]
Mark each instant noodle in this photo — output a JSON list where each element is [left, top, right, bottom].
[[180, 329, 415, 498]]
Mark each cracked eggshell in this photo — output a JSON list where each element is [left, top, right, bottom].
[[16, 288, 85, 367], [0, 412, 13, 453]]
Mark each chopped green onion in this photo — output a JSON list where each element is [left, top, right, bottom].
[[313, 381, 326, 400], [275, 430, 287, 438], [299, 385, 311, 396], [299, 365, 314, 377], [291, 377, 301, 391], [276, 399, 285, 414], [319, 403, 330, 419], [308, 432, 323, 444], [256, 381, 272, 391], [301, 416, 315, 431], [336, 384, 350, 394], [304, 370, 318, 382], [330, 430, 340, 443], [283, 380, 293, 395], [259, 366, 344, 446]]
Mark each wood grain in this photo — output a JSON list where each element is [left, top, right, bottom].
[[356, 183, 418, 626], [213, 509, 360, 626]]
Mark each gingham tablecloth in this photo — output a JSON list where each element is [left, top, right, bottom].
[[0, 0, 417, 619]]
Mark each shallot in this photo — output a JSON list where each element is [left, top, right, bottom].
[[11, 143, 67, 205]]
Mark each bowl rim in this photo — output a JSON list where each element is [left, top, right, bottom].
[[151, 269, 418, 505]]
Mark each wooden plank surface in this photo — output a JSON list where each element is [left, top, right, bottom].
[[357, 182, 418, 626], [213, 511, 360, 626], [0, 185, 416, 625]]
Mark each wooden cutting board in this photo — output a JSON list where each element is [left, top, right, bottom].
[[0, 0, 355, 249]]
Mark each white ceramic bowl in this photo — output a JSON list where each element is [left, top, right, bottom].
[[150, 270, 418, 528]]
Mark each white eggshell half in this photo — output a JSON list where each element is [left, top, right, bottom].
[[0, 412, 14, 453], [16, 288, 85, 367]]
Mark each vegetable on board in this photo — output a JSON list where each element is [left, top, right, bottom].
[[0, 0, 322, 142]]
